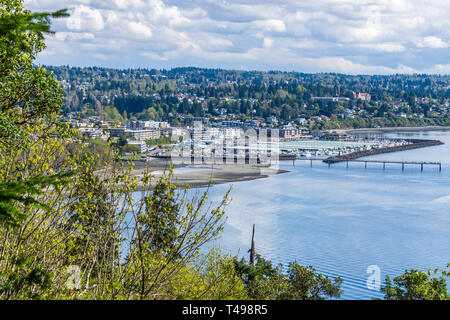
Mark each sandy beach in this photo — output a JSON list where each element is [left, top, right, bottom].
[[131, 162, 289, 188], [123, 125, 450, 188]]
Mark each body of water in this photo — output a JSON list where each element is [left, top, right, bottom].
[[201, 129, 450, 299]]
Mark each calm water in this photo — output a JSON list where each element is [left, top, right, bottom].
[[201, 129, 450, 300]]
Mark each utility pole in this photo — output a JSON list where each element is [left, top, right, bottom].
[[249, 224, 255, 265]]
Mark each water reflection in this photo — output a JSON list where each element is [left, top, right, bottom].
[[201, 129, 450, 299]]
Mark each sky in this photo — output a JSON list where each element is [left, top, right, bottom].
[[24, 0, 450, 75]]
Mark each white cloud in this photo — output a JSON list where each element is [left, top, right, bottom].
[[432, 195, 450, 203], [425, 64, 450, 74], [358, 42, 406, 53], [55, 32, 95, 41], [126, 21, 152, 39], [112, 0, 146, 10], [289, 57, 417, 75], [253, 19, 286, 33], [417, 36, 448, 49], [66, 5, 104, 32], [263, 38, 273, 48], [24, 0, 450, 74]]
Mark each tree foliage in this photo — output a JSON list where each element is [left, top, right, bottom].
[[234, 255, 342, 300], [0, 1, 68, 138], [0, 1, 245, 300], [381, 267, 449, 300], [0, 172, 72, 228]]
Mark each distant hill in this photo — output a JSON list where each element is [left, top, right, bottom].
[[44, 65, 449, 129]]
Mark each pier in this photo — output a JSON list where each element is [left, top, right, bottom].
[[292, 158, 442, 172], [287, 137, 444, 172], [323, 139, 443, 163]]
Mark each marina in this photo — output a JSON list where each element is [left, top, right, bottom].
[[202, 129, 450, 299]]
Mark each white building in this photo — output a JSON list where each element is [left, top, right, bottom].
[[126, 129, 160, 141], [79, 127, 109, 140], [127, 140, 148, 153]]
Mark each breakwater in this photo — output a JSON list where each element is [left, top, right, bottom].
[[324, 139, 444, 163]]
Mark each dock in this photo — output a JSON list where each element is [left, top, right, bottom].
[[292, 158, 442, 172]]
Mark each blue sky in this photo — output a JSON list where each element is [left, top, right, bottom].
[[25, 0, 450, 74]]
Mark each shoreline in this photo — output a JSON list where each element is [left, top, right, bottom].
[[337, 125, 450, 134], [131, 163, 289, 189], [129, 126, 448, 187]]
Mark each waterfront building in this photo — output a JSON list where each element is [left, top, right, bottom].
[[127, 140, 148, 154], [126, 129, 160, 141], [108, 126, 126, 137], [79, 127, 110, 140], [280, 128, 302, 139]]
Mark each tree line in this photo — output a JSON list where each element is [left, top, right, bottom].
[[44, 63, 450, 126]]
